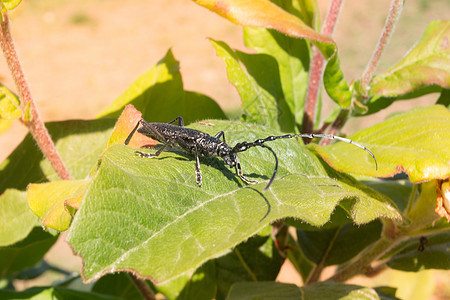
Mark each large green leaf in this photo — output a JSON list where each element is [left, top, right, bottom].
[[195, 0, 352, 107], [227, 281, 399, 300], [369, 20, 450, 97], [243, 26, 310, 131], [67, 120, 399, 284], [315, 105, 450, 183], [97, 50, 225, 124]]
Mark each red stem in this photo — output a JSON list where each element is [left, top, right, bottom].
[[302, 0, 344, 137], [0, 13, 72, 180], [128, 275, 156, 300], [360, 0, 404, 94]]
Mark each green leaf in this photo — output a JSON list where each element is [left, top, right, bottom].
[[0, 84, 21, 120], [297, 220, 382, 267], [211, 39, 282, 130], [436, 88, 450, 108], [315, 105, 450, 183], [196, 0, 351, 107], [0, 189, 38, 246], [214, 231, 283, 298], [67, 120, 399, 284], [361, 179, 412, 213], [157, 261, 216, 300], [0, 118, 115, 194], [227, 281, 399, 300], [387, 232, 450, 271], [97, 50, 225, 124], [227, 282, 301, 299], [0, 286, 123, 300], [243, 26, 309, 130], [1, 0, 22, 11], [97, 49, 183, 121], [369, 20, 450, 97], [183, 90, 227, 124], [0, 227, 57, 279]]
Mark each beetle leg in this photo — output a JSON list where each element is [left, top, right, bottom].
[[194, 146, 202, 186], [167, 116, 184, 127], [214, 131, 226, 143], [135, 142, 169, 158], [235, 156, 256, 184]]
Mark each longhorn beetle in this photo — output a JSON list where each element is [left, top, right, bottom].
[[124, 117, 377, 191]]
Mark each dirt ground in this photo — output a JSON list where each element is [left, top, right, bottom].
[[2, 0, 449, 297]]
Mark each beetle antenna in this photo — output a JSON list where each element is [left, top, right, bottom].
[[124, 120, 142, 145], [232, 133, 377, 190]]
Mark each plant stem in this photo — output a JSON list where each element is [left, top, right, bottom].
[[302, 0, 344, 137], [330, 220, 404, 282], [305, 225, 342, 284], [0, 12, 71, 180], [320, 109, 349, 145], [360, 0, 404, 94], [128, 274, 156, 300]]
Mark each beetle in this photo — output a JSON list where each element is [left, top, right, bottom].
[[125, 117, 377, 190]]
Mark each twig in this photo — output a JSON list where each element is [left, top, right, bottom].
[[302, 0, 344, 138], [360, 0, 404, 94], [0, 12, 71, 180], [305, 226, 342, 284], [329, 220, 403, 282], [128, 274, 156, 300], [320, 109, 349, 145]]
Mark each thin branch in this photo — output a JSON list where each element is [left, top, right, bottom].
[[0, 12, 71, 180], [302, 0, 344, 138], [305, 226, 342, 284], [128, 274, 156, 300], [330, 220, 404, 282], [360, 0, 404, 94], [320, 109, 349, 145]]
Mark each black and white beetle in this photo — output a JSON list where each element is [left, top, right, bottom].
[[124, 117, 377, 190]]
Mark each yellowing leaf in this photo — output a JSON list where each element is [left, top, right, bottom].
[[1, 0, 22, 11], [27, 180, 89, 231], [315, 105, 450, 183], [370, 20, 450, 97]]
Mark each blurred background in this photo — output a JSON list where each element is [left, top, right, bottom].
[[1, 0, 448, 298]]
